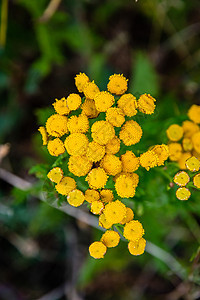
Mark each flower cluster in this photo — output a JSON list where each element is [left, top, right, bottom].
[[173, 156, 200, 200], [166, 104, 200, 169], [39, 73, 169, 259]]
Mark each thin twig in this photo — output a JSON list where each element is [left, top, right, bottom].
[[38, 0, 62, 23]]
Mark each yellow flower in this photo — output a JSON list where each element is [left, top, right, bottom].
[[117, 93, 137, 117], [166, 124, 183, 142], [99, 213, 113, 229], [128, 238, 146, 256], [91, 200, 104, 214], [83, 81, 100, 100], [103, 200, 126, 224], [67, 114, 89, 133], [107, 74, 128, 95], [85, 189, 100, 203], [52, 97, 70, 115], [68, 155, 92, 176], [55, 176, 76, 195], [173, 171, 190, 186], [185, 156, 200, 172], [89, 241, 107, 259], [182, 138, 193, 152], [46, 114, 68, 137], [178, 152, 191, 170], [101, 230, 120, 248], [81, 99, 99, 118], [86, 141, 105, 162], [120, 207, 134, 225], [38, 126, 48, 145], [151, 144, 169, 166], [115, 174, 136, 198], [47, 138, 65, 156], [100, 189, 114, 203], [129, 173, 139, 187], [191, 132, 200, 153], [75, 72, 90, 93], [100, 154, 122, 176], [140, 150, 158, 171], [138, 93, 156, 114], [106, 107, 125, 127], [91, 120, 115, 145], [105, 136, 121, 154], [168, 143, 182, 161], [67, 189, 85, 207], [94, 91, 115, 112], [176, 187, 191, 201], [119, 120, 143, 146], [64, 133, 89, 156], [193, 173, 200, 189], [182, 120, 199, 138], [47, 167, 63, 183], [188, 104, 200, 124], [121, 151, 140, 172], [86, 168, 108, 189], [123, 220, 144, 241], [66, 93, 82, 111]]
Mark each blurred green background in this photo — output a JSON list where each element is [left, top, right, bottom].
[[0, 0, 200, 299]]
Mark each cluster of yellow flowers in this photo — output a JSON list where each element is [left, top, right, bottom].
[[173, 156, 200, 200], [166, 105, 200, 169], [38, 73, 169, 259]]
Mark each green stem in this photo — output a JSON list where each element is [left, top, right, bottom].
[[0, 0, 8, 47]]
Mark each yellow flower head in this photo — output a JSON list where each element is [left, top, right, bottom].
[[119, 120, 143, 146], [68, 155, 92, 177], [188, 104, 200, 124], [151, 144, 169, 166], [176, 187, 191, 201], [91, 120, 115, 145], [99, 213, 113, 229], [85, 189, 100, 203], [138, 93, 156, 115], [121, 151, 140, 172], [86, 141, 105, 162], [105, 136, 121, 154], [67, 114, 89, 133], [67, 189, 85, 207], [106, 107, 125, 127], [101, 230, 120, 248], [166, 124, 183, 142], [182, 138, 193, 152], [182, 120, 199, 138], [53, 97, 70, 115], [173, 171, 190, 186], [120, 207, 134, 225], [47, 138, 65, 156], [91, 200, 104, 214], [86, 167, 108, 189], [38, 126, 48, 145], [55, 176, 76, 195], [46, 114, 68, 137], [140, 150, 159, 171], [100, 189, 114, 203], [89, 241, 107, 259], [47, 167, 63, 183], [94, 91, 115, 112], [75, 72, 90, 93], [128, 238, 146, 256], [185, 156, 200, 172], [100, 154, 122, 176], [168, 143, 182, 161], [193, 173, 200, 189], [123, 220, 144, 241], [178, 152, 191, 170], [115, 174, 136, 198], [103, 200, 126, 224], [191, 132, 200, 153], [83, 81, 100, 100], [129, 173, 139, 187], [64, 133, 89, 156], [66, 93, 82, 111], [117, 93, 137, 117], [107, 74, 128, 95], [81, 99, 99, 118]]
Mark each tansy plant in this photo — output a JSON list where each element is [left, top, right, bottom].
[[38, 73, 169, 259]]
